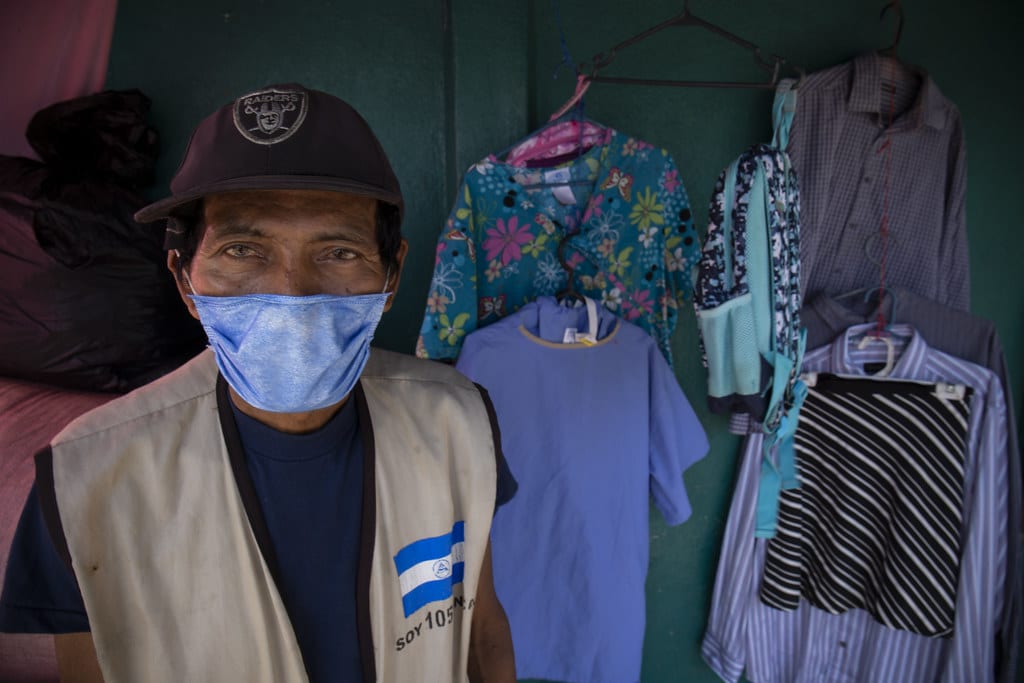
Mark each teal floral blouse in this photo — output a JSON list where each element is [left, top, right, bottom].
[[415, 127, 700, 366]]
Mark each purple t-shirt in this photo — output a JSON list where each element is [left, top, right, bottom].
[[456, 297, 708, 683]]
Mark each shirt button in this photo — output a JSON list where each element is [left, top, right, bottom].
[[838, 641, 847, 648], [862, 176, 872, 184]]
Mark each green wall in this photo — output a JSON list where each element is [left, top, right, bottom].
[[106, 1, 1023, 681]]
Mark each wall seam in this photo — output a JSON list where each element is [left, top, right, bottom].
[[441, 0, 457, 207]]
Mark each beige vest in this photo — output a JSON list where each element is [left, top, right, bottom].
[[47, 349, 496, 682]]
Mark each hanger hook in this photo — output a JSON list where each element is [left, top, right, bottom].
[[591, 47, 616, 72], [879, 1, 904, 55]]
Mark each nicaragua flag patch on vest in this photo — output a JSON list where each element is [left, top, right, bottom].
[[393, 521, 465, 617]]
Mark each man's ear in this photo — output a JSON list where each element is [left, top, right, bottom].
[[382, 238, 409, 313], [167, 251, 200, 321]]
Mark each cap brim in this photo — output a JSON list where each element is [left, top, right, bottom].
[[134, 174, 404, 223]]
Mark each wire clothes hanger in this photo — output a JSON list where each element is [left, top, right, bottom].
[[548, 0, 805, 120], [870, 0, 902, 340], [874, 0, 912, 85], [542, 2, 808, 161], [846, 0, 910, 376], [878, 0, 904, 57], [568, 0, 802, 95], [555, 223, 585, 305], [873, 1, 918, 93]]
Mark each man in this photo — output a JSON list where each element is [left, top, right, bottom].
[[0, 83, 517, 682]]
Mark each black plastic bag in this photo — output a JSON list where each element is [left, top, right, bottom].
[[0, 91, 205, 392]]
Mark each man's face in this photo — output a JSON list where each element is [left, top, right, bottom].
[[172, 189, 406, 318]]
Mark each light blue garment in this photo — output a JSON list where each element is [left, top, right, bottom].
[[191, 292, 389, 412], [694, 81, 802, 420], [456, 297, 708, 683], [694, 81, 804, 538], [702, 325, 1011, 683]]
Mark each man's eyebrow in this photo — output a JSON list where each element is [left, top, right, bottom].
[[202, 217, 375, 243], [310, 227, 374, 244], [205, 223, 267, 240]]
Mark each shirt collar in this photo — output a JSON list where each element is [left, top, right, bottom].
[[230, 393, 359, 461], [848, 53, 946, 131], [809, 291, 900, 333], [810, 293, 873, 332], [831, 322, 928, 378]]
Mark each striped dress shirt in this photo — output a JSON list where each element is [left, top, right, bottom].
[[802, 291, 1021, 683], [729, 289, 1021, 681], [702, 323, 1009, 683]]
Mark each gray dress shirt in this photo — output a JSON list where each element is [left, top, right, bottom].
[[787, 53, 969, 311]]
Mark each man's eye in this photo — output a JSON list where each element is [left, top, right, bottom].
[[224, 244, 258, 258], [328, 247, 357, 260]]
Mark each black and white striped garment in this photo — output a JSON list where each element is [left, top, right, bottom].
[[759, 372, 973, 638]]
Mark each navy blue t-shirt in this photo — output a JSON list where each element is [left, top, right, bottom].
[[232, 397, 365, 681], [0, 393, 516, 682]]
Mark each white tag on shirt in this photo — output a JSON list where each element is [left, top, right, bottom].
[[545, 167, 577, 205], [585, 297, 598, 340], [553, 186, 577, 205], [562, 327, 578, 344], [544, 167, 571, 184], [933, 382, 967, 401]]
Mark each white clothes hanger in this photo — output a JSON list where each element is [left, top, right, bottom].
[[857, 333, 895, 377]]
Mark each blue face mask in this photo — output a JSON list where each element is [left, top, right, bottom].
[[184, 267, 391, 413]]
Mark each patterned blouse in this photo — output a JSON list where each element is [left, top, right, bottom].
[[416, 126, 701, 365]]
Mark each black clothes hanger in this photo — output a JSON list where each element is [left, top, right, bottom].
[[835, 286, 911, 343], [873, 1, 918, 92], [835, 286, 897, 320], [555, 228, 585, 305], [575, 0, 803, 90], [878, 1, 904, 57]]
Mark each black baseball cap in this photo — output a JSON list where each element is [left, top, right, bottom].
[[134, 83, 403, 227]]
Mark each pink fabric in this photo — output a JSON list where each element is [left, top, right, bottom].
[[0, 0, 117, 159], [0, 378, 115, 682], [503, 120, 611, 167]]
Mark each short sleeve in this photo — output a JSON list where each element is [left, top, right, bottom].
[[495, 449, 518, 509], [658, 152, 701, 309], [0, 483, 89, 633], [471, 381, 518, 512], [647, 342, 709, 525]]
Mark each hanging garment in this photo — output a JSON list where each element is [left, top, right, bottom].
[[760, 373, 973, 638], [800, 290, 1021, 681], [702, 324, 1009, 683], [695, 80, 803, 422], [456, 297, 708, 683], [694, 83, 805, 540], [416, 125, 701, 365], [785, 53, 969, 311]]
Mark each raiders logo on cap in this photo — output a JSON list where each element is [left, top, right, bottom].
[[231, 87, 308, 145]]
